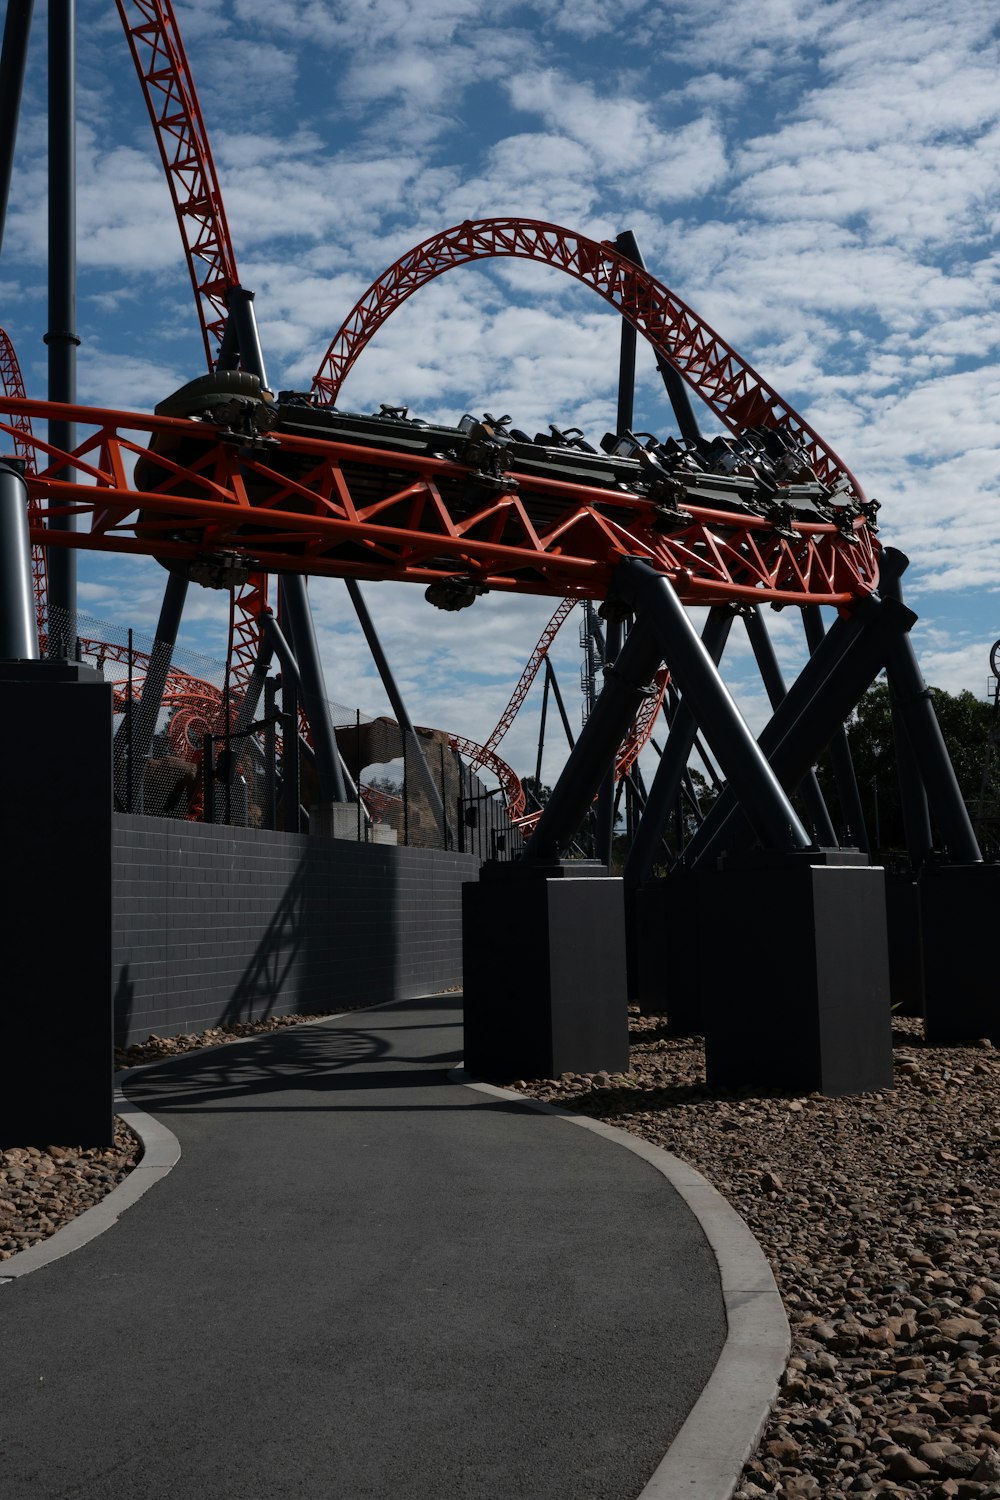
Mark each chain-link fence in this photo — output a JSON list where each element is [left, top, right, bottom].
[[42, 608, 521, 857]]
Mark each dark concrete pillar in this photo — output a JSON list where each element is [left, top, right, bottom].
[[463, 862, 629, 1081], [0, 660, 114, 1145]]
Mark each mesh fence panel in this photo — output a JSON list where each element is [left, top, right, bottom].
[[40, 607, 521, 855]]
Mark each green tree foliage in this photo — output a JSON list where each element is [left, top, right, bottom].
[[816, 678, 993, 857]]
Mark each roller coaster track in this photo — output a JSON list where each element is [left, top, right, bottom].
[[2, 393, 878, 606], [4, 4, 882, 822], [117, 0, 265, 711], [312, 218, 868, 508]]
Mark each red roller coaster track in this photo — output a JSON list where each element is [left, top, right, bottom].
[[3, 2, 883, 827], [312, 218, 868, 508]]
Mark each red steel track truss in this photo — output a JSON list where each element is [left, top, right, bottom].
[[312, 217, 869, 508], [117, 0, 268, 721], [116, 0, 238, 372], [1, 397, 879, 609], [0, 327, 46, 635]]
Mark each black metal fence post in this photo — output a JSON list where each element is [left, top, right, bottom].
[[203, 734, 215, 824]]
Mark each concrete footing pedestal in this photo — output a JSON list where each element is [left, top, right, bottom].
[[919, 864, 1000, 1044], [701, 852, 894, 1097], [0, 661, 115, 1146], [463, 861, 630, 1081]]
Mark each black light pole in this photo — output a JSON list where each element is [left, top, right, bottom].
[[0, 0, 34, 253], [46, 0, 78, 657]]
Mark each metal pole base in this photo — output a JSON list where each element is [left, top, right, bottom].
[[630, 873, 709, 1029], [701, 851, 893, 1097], [918, 864, 1000, 1043], [463, 862, 630, 1080]]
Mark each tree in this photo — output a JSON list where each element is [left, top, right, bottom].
[[816, 678, 993, 857], [520, 774, 552, 811]]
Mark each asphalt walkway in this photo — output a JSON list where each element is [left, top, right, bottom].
[[1, 996, 738, 1500]]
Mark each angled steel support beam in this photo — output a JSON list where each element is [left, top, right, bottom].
[[744, 606, 839, 848], [595, 616, 623, 866], [623, 604, 734, 889], [522, 608, 664, 863], [613, 230, 701, 443], [876, 558, 935, 865], [616, 560, 811, 855], [113, 572, 188, 803], [345, 576, 450, 841], [232, 638, 274, 736], [686, 586, 915, 871], [802, 604, 869, 850], [276, 576, 349, 803], [878, 552, 981, 864]]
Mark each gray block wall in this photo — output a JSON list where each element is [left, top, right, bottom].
[[112, 815, 480, 1047]]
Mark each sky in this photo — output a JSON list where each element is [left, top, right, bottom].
[[1, 0, 999, 794]]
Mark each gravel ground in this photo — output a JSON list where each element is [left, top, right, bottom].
[[514, 1012, 1000, 1500], [6, 1004, 1000, 1500]]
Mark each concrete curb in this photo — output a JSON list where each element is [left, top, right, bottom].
[[452, 1070, 790, 1500], [0, 1000, 421, 1286], [0, 1070, 182, 1284]]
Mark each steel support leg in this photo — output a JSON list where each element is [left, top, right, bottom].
[[877, 558, 937, 866], [802, 605, 869, 850], [880, 574, 981, 865], [612, 231, 701, 443], [113, 573, 188, 809], [232, 638, 274, 736], [686, 590, 916, 871], [744, 606, 839, 847], [279, 575, 349, 803], [615, 560, 812, 854], [0, 461, 39, 660], [623, 606, 733, 888], [595, 617, 622, 867], [523, 612, 665, 863], [346, 576, 449, 841]]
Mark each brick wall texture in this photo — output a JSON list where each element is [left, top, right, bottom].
[[112, 815, 481, 1046]]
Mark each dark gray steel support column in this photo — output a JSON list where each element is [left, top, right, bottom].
[[0, 461, 39, 659], [613, 230, 701, 443], [546, 657, 576, 750], [595, 617, 622, 866], [0, 0, 33, 252], [232, 638, 274, 736], [744, 606, 839, 847], [281, 671, 300, 832], [623, 606, 733, 888], [880, 604, 981, 864], [114, 573, 188, 806], [803, 604, 869, 849], [523, 613, 666, 863], [278, 574, 348, 803], [45, 0, 78, 656], [877, 559, 935, 865], [616, 560, 812, 853], [686, 592, 915, 871]]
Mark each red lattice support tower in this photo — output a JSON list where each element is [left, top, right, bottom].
[[0, 326, 46, 635], [117, 0, 238, 371], [312, 217, 867, 505], [118, 0, 267, 717]]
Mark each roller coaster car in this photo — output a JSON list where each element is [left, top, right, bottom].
[[135, 372, 872, 582]]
